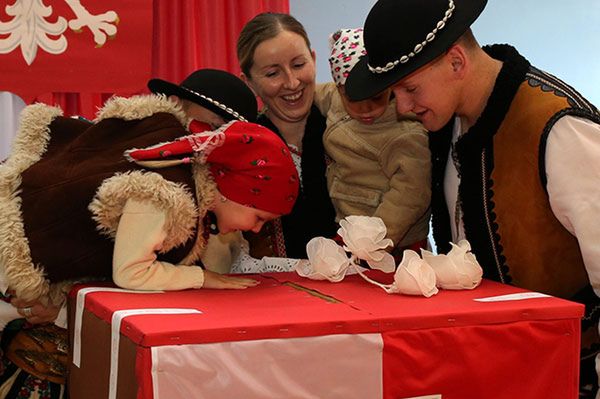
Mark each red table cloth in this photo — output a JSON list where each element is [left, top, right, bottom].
[[68, 271, 583, 399]]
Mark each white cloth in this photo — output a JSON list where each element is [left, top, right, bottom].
[[230, 237, 300, 274], [444, 117, 465, 242]]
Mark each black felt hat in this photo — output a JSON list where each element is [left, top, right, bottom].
[[148, 69, 258, 123], [346, 0, 487, 101]]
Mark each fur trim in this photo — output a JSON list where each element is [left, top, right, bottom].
[[0, 103, 63, 302], [89, 170, 198, 252], [1, 103, 63, 190], [95, 94, 189, 128], [180, 163, 217, 265]]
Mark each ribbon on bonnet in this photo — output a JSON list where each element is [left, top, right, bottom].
[[125, 120, 299, 215]]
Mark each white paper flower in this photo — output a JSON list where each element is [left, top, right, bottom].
[[338, 216, 395, 272], [421, 239, 483, 290], [295, 237, 351, 282], [387, 250, 438, 297]]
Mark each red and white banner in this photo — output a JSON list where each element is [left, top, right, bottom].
[[0, 0, 153, 99]]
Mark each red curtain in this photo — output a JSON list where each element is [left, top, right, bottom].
[[29, 0, 288, 119]]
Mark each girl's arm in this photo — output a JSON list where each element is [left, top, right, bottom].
[[113, 199, 257, 290]]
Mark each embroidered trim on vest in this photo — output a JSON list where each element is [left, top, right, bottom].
[[524, 66, 600, 192], [526, 66, 597, 112]]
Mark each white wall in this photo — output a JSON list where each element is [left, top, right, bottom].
[[291, 0, 600, 105], [471, 0, 600, 106], [290, 0, 376, 83]]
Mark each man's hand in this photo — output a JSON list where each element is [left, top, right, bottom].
[[10, 294, 60, 325]]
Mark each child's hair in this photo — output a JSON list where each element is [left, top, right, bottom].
[[328, 28, 367, 86]]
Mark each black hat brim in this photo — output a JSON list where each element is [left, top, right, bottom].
[[148, 78, 244, 122], [346, 0, 487, 101]]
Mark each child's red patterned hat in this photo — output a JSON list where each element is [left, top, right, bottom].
[[125, 121, 299, 215]]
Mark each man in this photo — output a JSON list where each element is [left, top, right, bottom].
[[346, 0, 600, 396]]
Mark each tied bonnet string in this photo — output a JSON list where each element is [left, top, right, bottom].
[[124, 120, 230, 168]]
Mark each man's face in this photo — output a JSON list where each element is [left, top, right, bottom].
[[391, 55, 460, 132]]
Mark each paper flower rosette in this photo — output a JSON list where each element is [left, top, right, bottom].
[[421, 240, 483, 290], [338, 216, 395, 273], [296, 237, 351, 282], [295, 216, 483, 297]]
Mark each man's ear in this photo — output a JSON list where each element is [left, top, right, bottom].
[[446, 44, 467, 77], [311, 49, 316, 63]]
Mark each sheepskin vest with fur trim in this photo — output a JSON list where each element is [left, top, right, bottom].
[[430, 45, 600, 385], [0, 96, 213, 303]]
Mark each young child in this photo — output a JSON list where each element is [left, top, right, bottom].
[[0, 71, 291, 395], [314, 28, 431, 254], [148, 69, 259, 274], [1, 94, 298, 302]]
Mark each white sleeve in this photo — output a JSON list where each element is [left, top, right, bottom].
[[112, 199, 205, 291], [545, 115, 600, 296]]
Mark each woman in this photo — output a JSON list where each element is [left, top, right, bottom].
[[0, 93, 298, 397], [237, 13, 338, 259]]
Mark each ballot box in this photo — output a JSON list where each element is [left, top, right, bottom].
[[68, 271, 583, 399]]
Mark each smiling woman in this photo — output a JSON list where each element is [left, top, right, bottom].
[[237, 13, 338, 259]]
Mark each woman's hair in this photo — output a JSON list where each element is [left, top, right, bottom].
[[237, 13, 311, 77]]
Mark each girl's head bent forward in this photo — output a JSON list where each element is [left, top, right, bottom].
[[127, 121, 300, 233]]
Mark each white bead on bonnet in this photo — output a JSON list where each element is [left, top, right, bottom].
[[328, 28, 367, 86]]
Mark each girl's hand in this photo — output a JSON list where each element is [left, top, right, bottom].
[[202, 270, 259, 289]]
